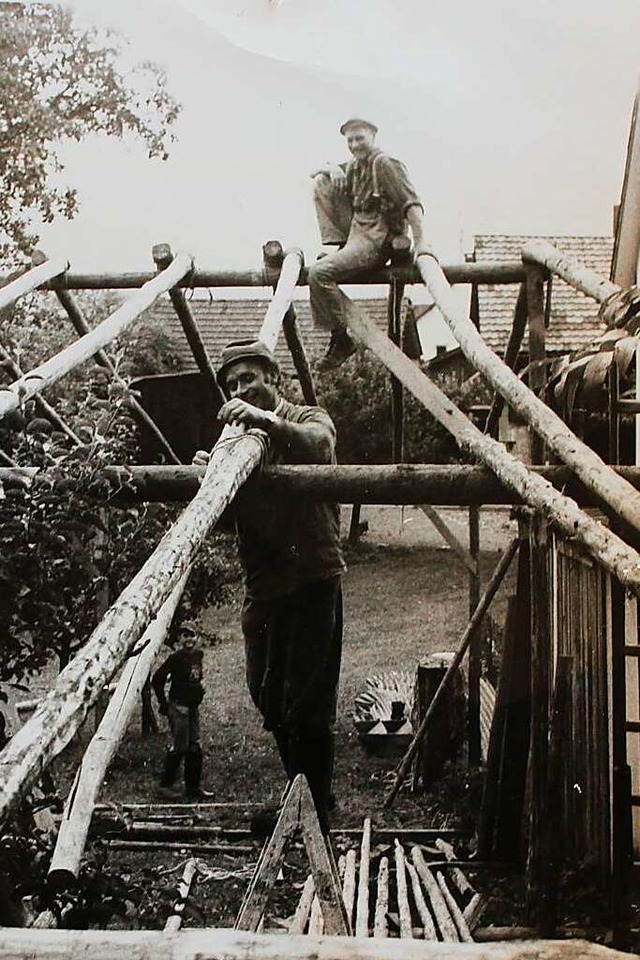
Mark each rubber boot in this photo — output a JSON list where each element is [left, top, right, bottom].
[[160, 749, 181, 787], [184, 746, 213, 800]]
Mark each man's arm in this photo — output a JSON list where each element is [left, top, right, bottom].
[[376, 156, 438, 259], [217, 400, 335, 464]]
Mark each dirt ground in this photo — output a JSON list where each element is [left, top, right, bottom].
[[101, 504, 517, 822]]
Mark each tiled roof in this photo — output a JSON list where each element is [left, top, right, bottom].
[[146, 296, 410, 375], [473, 235, 614, 354]]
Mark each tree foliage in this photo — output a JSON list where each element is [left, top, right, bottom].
[[0, 3, 180, 260]]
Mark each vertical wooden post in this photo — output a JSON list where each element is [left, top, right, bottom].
[[468, 506, 481, 765], [484, 284, 527, 439], [609, 364, 620, 466], [387, 279, 405, 463], [526, 513, 552, 928], [610, 578, 633, 947], [525, 265, 547, 464]]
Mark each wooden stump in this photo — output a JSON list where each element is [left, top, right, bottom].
[[412, 653, 466, 791]]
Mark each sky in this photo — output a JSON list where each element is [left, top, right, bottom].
[[35, 0, 640, 282]]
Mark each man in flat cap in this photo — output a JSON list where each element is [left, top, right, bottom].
[[309, 118, 436, 370], [194, 340, 345, 830]]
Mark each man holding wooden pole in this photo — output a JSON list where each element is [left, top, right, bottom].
[[309, 118, 436, 370], [195, 340, 345, 830]]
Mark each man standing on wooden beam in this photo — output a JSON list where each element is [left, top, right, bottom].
[[194, 340, 345, 831], [309, 117, 438, 370]]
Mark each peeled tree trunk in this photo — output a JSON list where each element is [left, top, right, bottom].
[[414, 254, 640, 539]]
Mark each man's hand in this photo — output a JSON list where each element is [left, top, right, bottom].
[[310, 164, 347, 189], [217, 398, 276, 431], [192, 449, 211, 467]]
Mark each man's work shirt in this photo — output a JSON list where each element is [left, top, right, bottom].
[[346, 148, 423, 238], [234, 398, 346, 601], [152, 648, 205, 709]]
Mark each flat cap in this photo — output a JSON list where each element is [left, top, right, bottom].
[[339, 117, 378, 136], [216, 339, 279, 388]]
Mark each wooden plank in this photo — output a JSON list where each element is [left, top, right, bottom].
[[393, 840, 413, 939], [0, 257, 69, 311], [355, 818, 372, 937], [373, 856, 389, 938], [419, 506, 477, 574], [386, 538, 520, 808], [0, 926, 635, 960], [48, 574, 188, 882], [342, 848, 357, 927], [0, 253, 193, 422], [343, 302, 640, 597], [413, 254, 640, 542]]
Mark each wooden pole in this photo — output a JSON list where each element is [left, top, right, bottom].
[[468, 506, 481, 766], [385, 538, 520, 808], [164, 858, 199, 934], [36, 255, 182, 464], [0, 343, 82, 445], [525, 265, 547, 464], [47, 573, 188, 883], [0, 253, 193, 423], [523, 240, 620, 306], [344, 303, 640, 597], [0, 257, 69, 312], [27, 462, 640, 506], [414, 254, 640, 539], [151, 244, 224, 404], [387, 278, 405, 463], [262, 241, 317, 404], [22, 260, 527, 291], [355, 818, 371, 937], [484, 283, 527, 439], [0, 245, 303, 822], [0, 429, 265, 823]]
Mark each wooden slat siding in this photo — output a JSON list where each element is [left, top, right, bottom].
[[553, 535, 611, 882]]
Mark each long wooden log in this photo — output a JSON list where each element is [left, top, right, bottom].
[[0, 429, 265, 823], [522, 239, 620, 305], [393, 840, 413, 939], [0, 257, 69, 311], [4, 462, 633, 506], [344, 305, 640, 596], [385, 538, 520, 808], [47, 574, 188, 883], [0, 252, 193, 422], [414, 255, 640, 538], [406, 861, 438, 940], [410, 847, 460, 942], [22, 260, 526, 291], [355, 818, 371, 937], [0, 250, 302, 822], [0, 927, 633, 960], [164, 858, 199, 934], [51, 279, 181, 463], [373, 856, 390, 938]]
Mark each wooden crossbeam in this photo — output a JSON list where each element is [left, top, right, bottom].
[[235, 775, 351, 936]]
